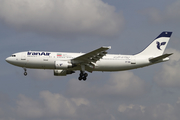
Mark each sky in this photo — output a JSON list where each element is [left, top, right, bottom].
[[1, 0, 180, 120]]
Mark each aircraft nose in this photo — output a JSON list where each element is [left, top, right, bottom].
[[6, 57, 11, 63], [6, 57, 9, 62]]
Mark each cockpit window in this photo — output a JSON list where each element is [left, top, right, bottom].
[[11, 55, 16, 57]]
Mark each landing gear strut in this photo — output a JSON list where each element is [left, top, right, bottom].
[[78, 71, 88, 81], [23, 68, 27, 76]]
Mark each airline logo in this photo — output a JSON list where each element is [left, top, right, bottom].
[[156, 41, 166, 50], [27, 52, 51, 56]]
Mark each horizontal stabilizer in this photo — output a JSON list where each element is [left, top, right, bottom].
[[149, 53, 173, 63]]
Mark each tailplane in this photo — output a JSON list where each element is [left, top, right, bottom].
[[135, 31, 172, 57]]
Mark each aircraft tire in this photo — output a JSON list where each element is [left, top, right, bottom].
[[83, 77, 87, 81], [84, 73, 88, 77], [78, 77, 82, 81], [24, 72, 27, 76]]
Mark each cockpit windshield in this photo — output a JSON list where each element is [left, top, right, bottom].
[[11, 55, 16, 57]]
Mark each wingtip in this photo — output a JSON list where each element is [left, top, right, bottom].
[[102, 46, 111, 49], [169, 53, 173, 56]]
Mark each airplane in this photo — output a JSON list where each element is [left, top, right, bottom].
[[6, 31, 173, 81]]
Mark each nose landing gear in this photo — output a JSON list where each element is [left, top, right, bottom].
[[23, 68, 27, 76]]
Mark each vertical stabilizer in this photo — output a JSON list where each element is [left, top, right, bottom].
[[135, 32, 172, 57]]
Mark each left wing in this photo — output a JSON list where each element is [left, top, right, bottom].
[[72, 46, 111, 64]]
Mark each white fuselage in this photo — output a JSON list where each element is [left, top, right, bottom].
[[6, 51, 153, 72], [5, 32, 172, 80]]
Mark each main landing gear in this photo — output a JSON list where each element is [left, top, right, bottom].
[[78, 71, 88, 81], [23, 68, 27, 76], [78, 64, 88, 81]]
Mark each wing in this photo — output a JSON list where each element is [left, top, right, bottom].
[[72, 46, 111, 64]]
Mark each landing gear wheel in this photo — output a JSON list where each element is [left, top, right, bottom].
[[78, 72, 88, 81], [84, 73, 88, 77], [83, 77, 87, 81], [24, 72, 27, 76], [80, 72, 84, 77], [78, 77, 82, 81]]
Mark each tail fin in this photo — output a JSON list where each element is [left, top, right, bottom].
[[135, 31, 172, 57]]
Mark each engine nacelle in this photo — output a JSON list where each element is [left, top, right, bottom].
[[54, 70, 75, 76], [55, 61, 73, 69]]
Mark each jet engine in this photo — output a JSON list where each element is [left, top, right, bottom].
[[55, 61, 73, 69], [54, 70, 75, 76]]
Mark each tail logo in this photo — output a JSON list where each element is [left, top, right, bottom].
[[156, 41, 166, 50]]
